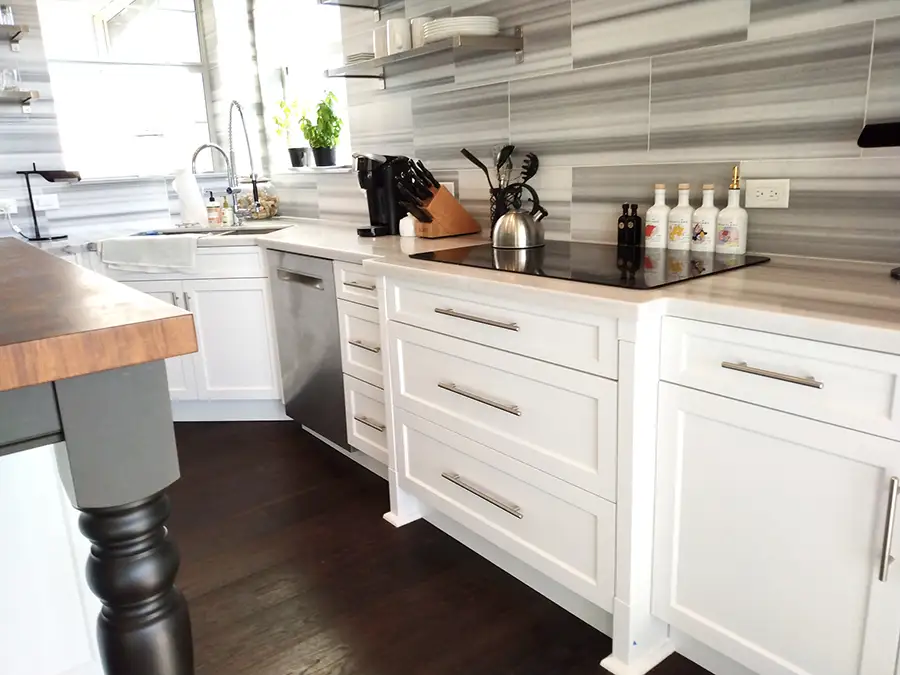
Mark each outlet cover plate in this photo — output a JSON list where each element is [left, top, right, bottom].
[[33, 193, 60, 211], [745, 179, 790, 209], [0, 198, 18, 214]]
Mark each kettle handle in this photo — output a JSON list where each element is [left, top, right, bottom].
[[503, 182, 544, 219]]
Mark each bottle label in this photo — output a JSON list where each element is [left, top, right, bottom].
[[692, 217, 714, 244], [718, 224, 741, 247], [669, 217, 690, 242], [645, 214, 664, 242]]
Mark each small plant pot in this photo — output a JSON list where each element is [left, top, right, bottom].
[[312, 147, 337, 167], [288, 147, 308, 168]]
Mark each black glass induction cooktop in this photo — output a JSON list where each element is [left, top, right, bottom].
[[410, 241, 770, 290]]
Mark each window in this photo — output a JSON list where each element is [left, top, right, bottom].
[[37, 0, 212, 178], [252, 0, 349, 170]]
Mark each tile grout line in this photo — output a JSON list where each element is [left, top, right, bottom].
[[647, 57, 652, 152]]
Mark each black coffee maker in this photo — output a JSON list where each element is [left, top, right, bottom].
[[355, 153, 404, 237]]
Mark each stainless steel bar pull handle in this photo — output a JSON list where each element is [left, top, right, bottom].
[[721, 361, 824, 389], [183, 293, 192, 312], [349, 339, 381, 354], [277, 268, 324, 290], [879, 476, 899, 582], [353, 415, 385, 433], [344, 280, 376, 291], [441, 472, 523, 519], [434, 307, 519, 332], [438, 381, 521, 416]]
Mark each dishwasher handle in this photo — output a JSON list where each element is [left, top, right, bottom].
[[276, 268, 324, 290]]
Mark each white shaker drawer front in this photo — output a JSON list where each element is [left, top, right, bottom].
[[389, 322, 618, 501], [396, 409, 616, 611], [334, 261, 378, 309], [385, 280, 619, 379], [343, 374, 388, 464], [661, 317, 900, 441], [338, 299, 383, 388]]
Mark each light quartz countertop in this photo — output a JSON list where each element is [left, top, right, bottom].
[[256, 219, 487, 264], [365, 250, 900, 355]]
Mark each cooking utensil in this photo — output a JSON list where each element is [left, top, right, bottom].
[[396, 183, 427, 207], [416, 160, 440, 188], [460, 148, 494, 189], [521, 153, 539, 183], [496, 144, 515, 171], [399, 200, 433, 223], [492, 183, 548, 250]]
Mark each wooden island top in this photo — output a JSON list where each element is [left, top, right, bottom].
[[0, 238, 198, 392]]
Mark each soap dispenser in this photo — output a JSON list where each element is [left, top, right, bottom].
[[716, 166, 749, 255]]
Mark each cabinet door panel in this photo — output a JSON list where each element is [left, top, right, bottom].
[[184, 278, 281, 400], [654, 384, 900, 675], [126, 281, 197, 401]]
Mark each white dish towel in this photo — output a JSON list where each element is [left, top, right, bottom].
[[100, 234, 201, 272]]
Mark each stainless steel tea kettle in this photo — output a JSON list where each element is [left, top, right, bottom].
[[492, 183, 549, 249]]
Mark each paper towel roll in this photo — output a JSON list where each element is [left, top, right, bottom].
[[173, 169, 207, 226]]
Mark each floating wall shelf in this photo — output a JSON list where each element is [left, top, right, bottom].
[[317, 0, 381, 20], [326, 30, 525, 84], [0, 89, 39, 113], [1, 25, 29, 52]]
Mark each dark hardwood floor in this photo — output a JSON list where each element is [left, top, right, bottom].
[[168, 421, 710, 675]]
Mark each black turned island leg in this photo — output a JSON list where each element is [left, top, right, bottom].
[[51, 362, 194, 675], [79, 492, 193, 675]]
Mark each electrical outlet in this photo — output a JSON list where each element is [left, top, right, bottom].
[[0, 198, 18, 214], [745, 179, 790, 209], [33, 193, 60, 211]]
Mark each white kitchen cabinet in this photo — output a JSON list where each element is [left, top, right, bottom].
[[183, 278, 281, 401], [126, 280, 199, 401], [653, 383, 900, 675]]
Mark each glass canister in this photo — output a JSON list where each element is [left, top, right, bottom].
[[237, 177, 279, 220]]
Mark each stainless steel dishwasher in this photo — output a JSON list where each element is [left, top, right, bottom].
[[267, 249, 349, 450]]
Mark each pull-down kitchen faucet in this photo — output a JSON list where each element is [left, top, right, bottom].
[[190, 99, 261, 224]]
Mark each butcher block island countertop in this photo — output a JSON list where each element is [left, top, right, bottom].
[[0, 238, 198, 392]]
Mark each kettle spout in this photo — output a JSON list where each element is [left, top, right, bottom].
[[534, 205, 549, 223]]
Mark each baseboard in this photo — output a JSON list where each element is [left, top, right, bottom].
[[670, 629, 757, 675], [172, 399, 289, 422], [302, 426, 388, 480], [425, 509, 614, 636]]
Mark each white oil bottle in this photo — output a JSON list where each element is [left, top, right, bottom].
[[716, 166, 749, 255], [667, 183, 693, 250], [691, 184, 718, 253], [644, 184, 669, 249]]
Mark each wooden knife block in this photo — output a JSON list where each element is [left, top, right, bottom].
[[415, 186, 482, 239]]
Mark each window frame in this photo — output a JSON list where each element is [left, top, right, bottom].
[[42, 0, 216, 179]]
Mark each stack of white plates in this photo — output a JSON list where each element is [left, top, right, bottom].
[[423, 16, 500, 44], [345, 52, 375, 64]]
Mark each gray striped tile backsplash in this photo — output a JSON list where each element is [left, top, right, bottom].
[[290, 0, 900, 262]]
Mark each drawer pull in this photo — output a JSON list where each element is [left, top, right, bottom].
[[353, 415, 385, 433], [344, 280, 376, 292], [438, 381, 521, 416], [349, 339, 381, 354], [721, 361, 824, 389], [880, 476, 899, 582], [434, 307, 519, 332], [441, 472, 523, 519]]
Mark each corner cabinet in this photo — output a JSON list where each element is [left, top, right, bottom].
[[653, 383, 900, 675], [125, 280, 198, 400], [126, 278, 280, 402]]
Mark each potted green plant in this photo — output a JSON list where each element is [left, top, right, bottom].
[[300, 91, 342, 167], [274, 99, 307, 168]]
